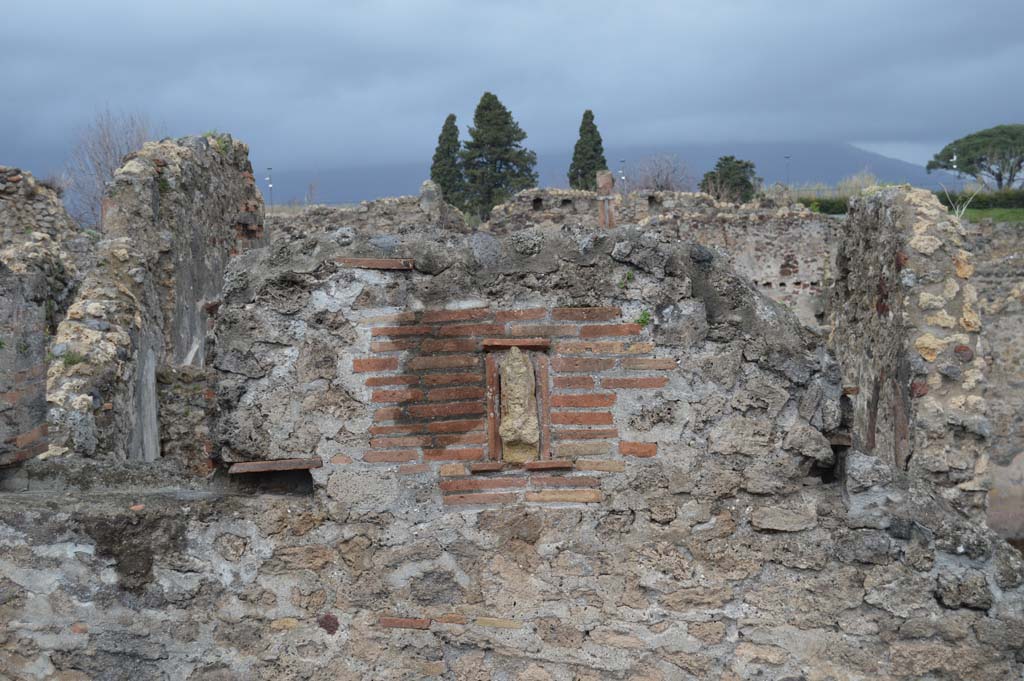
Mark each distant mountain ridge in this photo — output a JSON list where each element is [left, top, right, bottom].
[[265, 141, 960, 206]]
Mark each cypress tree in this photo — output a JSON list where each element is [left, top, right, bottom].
[[567, 109, 607, 190], [430, 113, 464, 207], [460, 92, 538, 219]]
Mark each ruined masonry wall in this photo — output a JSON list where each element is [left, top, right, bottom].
[[971, 220, 1024, 541], [0, 168, 84, 467], [45, 135, 266, 462], [276, 188, 835, 329], [830, 187, 988, 518], [2, 215, 1023, 679], [0, 262, 49, 466]]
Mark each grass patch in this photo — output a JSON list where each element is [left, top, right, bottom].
[[62, 350, 87, 367], [635, 310, 652, 327], [962, 208, 1024, 224]]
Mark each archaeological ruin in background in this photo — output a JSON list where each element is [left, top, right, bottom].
[[0, 135, 1022, 679]]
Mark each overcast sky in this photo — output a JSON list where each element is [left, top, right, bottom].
[[3, 0, 1022, 178]]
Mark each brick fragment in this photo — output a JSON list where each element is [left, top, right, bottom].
[[580, 323, 643, 338], [371, 339, 418, 352], [437, 432, 488, 447], [440, 477, 527, 492], [481, 338, 551, 350], [525, 490, 603, 503], [439, 463, 468, 477], [408, 355, 479, 370], [554, 441, 611, 457], [524, 459, 573, 470], [531, 474, 600, 488], [508, 324, 578, 337], [398, 463, 430, 475], [407, 402, 485, 418], [621, 358, 677, 370], [371, 388, 424, 403], [371, 325, 432, 337], [420, 338, 479, 353], [573, 459, 626, 472], [601, 377, 669, 389], [423, 448, 485, 462], [554, 428, 618, 440], [553, 376, 594, 389], [551, 411, 614, 425], [470, 462, 504, 473], [620, 441, 657, 457], [427, 386, 485, 402], [426, 419, 485, 433], [352, 356, 399, 372], [421, 372, 483, 386], [439, 323, 505, 337], [364, 374, 419, 387], [551, 393, 616, 408], [552, 306, 620, 321], [551, 357, 615, 373], [373, 407, 404, 421], [369, 435, 431, 448], [443, 492, 517, 505], [421, 308, 491, 323]]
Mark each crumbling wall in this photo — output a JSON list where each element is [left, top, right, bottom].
[[0, 262, 49, 467], [45, 134, 266, 462], [0, 168, 83, 468], [488, 188, 836, 328], [830, 187, 989, 519], [2, 212, 1023, 679], [271, 180, 467, 241], [970, 220, 1024, 542]]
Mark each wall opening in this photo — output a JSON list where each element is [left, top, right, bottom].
[[531, 197, 543, 211]]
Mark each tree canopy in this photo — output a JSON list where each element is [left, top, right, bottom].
[[700, 155, 760, 203], [927, 124, 1024, 190], [460, 92, 537, 218], [430, 113, 464, 207], [567, 110, 607, 190]]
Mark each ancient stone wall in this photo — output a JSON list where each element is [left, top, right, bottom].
[[271, 180, 467, 242], [45, 134, 266, 462], [2, 210, 1023, 679], [489, 188, 837, 328], [830, 187, 989, 519], [0, 168, 84, 468], [970, 220, 1024, 543], [0, 261, 49, 467]]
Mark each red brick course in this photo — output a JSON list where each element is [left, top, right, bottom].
[[355, 305, 669, 504]]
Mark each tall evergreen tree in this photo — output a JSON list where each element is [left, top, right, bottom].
[[460, 92, 538, 218], [567, 109, 607, 190], [430, 114, 464, 206]]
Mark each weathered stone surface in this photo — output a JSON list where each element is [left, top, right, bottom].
[[498, 346, 540, 463]]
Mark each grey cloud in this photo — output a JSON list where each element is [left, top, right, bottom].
[[1, 0, 1021, 179]]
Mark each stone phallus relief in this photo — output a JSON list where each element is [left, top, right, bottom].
[[497, 346, 541, 463]]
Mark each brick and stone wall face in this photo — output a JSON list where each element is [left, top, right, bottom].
[[45, 134, 266, 463], [830, 187, 989, 519], [354, 305, 672, 505], [2, 202, 1023, 680]]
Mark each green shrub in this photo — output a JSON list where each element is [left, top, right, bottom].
[[798, 196, 848, 214], [934, 189, 1024, 210]]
